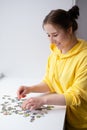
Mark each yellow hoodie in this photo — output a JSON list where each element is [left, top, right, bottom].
[[43, 39, 87, 130]]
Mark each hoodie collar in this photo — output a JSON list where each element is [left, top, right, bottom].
[[50, 39, 87, 59]]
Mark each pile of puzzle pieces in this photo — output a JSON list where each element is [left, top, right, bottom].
[[0, 95, 54, 122]]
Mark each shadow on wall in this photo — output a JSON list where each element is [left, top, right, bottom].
[[76, 0, 87, 40]]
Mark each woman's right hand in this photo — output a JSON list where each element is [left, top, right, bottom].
[[17, 86, 30, 99]]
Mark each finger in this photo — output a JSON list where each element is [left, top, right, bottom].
[[21, 94, 26, 98], [22, 99, 34, 110], [17, 91, 21, 99], [21, 100, 28, 109], [30, 105, 36, 111], [21, 90, 27, 97], [17, 87, 25, 99], [21, 99, 30, 110], [27, 99, 37, 110], [26, 103, 33, 110]]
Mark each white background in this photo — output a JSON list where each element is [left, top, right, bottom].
[[0, 0, 74, 80]]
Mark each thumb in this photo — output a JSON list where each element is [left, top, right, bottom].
[[21, 90, 27, 97]]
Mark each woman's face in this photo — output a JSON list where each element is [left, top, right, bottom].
[[44, 24, 73, 53]]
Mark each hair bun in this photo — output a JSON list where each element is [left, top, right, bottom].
[[68, 5, 79, 20]]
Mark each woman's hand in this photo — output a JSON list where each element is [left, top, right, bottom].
[[22, 96, 45, 110], [17, 86, 30, 99]]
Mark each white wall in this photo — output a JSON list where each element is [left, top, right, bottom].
[[76, 0, 87, 40], [0, 0, 74, 79]]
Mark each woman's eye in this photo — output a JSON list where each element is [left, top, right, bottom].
[[47, 34, 50, 37], [47, 34, 58, 38], [47, 34, 58, 37], [53, 34, 58, 37]]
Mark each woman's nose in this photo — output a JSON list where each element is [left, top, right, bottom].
[[49, 36, 54, 43]]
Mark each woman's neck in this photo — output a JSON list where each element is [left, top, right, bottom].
[[62, 35, 78, 54]]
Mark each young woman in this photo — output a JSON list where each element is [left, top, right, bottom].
[[17, 6, 87, 130]]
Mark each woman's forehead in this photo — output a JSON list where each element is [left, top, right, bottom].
[[44, 24, 63, 34]]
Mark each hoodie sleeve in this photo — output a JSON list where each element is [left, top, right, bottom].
[[64, 56, 87, 106], [42, 54, 55, 93]]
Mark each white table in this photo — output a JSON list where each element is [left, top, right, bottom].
[[0, 77, 66, 130]]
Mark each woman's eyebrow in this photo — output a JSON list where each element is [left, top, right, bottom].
[[47, 32, 58, 35]]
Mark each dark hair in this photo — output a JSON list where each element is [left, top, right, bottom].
[[43, 5, 79, 32]]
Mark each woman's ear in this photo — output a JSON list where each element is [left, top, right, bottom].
[[67, 27, 72, 34]]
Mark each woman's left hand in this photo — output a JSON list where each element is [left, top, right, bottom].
[[21, 96, 45, 110]]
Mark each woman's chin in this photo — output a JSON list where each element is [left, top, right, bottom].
[[56, 44, 62, 50]]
